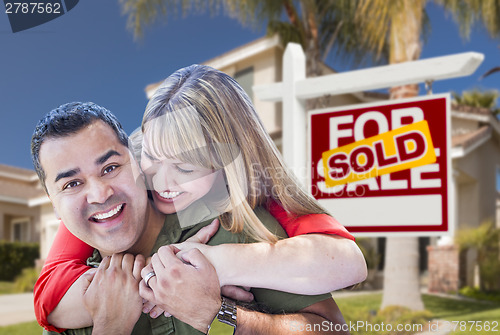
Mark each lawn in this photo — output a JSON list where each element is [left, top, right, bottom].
[[0, 321, 42, 335], [335, 292, 500, 335], [1, 292, 499, 334], [0, 320, 231, 335], [0, 282, 16, 295]]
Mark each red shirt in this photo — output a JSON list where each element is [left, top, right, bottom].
[[35, 202, 353, 332]]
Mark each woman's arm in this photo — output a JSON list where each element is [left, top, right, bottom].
[[34, 223, 94, 331], [177, 234, 367, 295], [175, 203, 367, 295]]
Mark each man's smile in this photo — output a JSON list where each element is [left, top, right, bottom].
[[90, 203, 125, 223]]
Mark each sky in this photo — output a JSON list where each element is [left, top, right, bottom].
[[1, 1, 499, 170]]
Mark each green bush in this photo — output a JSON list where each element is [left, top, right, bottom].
[[14, 267, 40, 293], [459, 286, 500, 303], [0, 242, 39, 281], [455, 221, 500, 291]]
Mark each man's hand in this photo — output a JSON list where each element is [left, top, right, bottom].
[[81, 253, 144, 335], [139, 245, 222, 333]]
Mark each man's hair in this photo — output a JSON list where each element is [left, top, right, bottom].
[[31, 102, 129, 193]]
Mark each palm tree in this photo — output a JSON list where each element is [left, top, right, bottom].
[[452, 89, 500, 114], [455, 221, 500, 291], [354, 0, 500, 311]]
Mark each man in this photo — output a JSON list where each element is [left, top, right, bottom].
[[32, 102, 353, 334]]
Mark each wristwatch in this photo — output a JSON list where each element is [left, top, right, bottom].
[[207, 297, 237, 335]]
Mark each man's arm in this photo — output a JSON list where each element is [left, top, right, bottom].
[[236, 298, 349, 334], [140, 246, 350, 334]]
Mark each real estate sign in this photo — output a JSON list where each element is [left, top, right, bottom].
[[309, 94, 451, 235]]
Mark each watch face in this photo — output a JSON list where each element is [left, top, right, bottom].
[[209, 320, 235, 335]]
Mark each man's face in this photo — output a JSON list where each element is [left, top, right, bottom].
[[40, 120, 149, 255]]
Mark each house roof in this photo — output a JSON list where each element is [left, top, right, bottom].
[[0, 178, 47, 204], [0, 163, 39, 182], [451, 123, 497, 159], [451, 103, 491, 122], [145, 35, 283, 99], [452, 103, 491, 116], [450, 103, 500, 159], [0, 164, 48, 206], [452, 125, 491, 149], [203, 34, 282, 70]]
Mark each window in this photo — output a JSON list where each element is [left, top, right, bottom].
[[234, 67, 254, 101], [11, 217, 30, 242]]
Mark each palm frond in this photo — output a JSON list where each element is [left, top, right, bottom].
[[480, 66, 500, 80]]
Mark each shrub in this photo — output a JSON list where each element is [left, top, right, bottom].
[[455, 221, 500, 291], [459, 286, 500, 303], [0, 242, 39, 281], [14, 267, 40, 293]]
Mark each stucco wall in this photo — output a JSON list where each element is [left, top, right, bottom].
[[218, 47, 284, 135], [0, 202, 41, 243], [451, 117, 480, 136], [40, 202, 59, 260]]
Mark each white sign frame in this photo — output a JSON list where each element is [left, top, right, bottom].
[[307, 94, 453, 237]]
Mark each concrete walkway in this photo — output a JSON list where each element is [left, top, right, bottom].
[[0, 293, 36, 326]]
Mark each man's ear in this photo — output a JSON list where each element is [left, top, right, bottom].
[[52, 205, 61, 220]]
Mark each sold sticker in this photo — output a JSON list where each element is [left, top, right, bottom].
[[322, 120, 436, 187]]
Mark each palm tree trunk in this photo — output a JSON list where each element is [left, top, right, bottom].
[[381, 0, 425, 311], [381, 237, 424, 310]]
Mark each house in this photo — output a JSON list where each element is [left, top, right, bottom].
[[0, 164, 58, 259], [427, 104, 500, 292]]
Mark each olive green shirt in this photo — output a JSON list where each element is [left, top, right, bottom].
[[46, 204, 330, 335]]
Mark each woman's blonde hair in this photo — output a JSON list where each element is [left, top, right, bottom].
[[142, 64, 326, 243]]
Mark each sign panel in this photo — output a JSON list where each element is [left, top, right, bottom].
[[309, 94, 451, 235]]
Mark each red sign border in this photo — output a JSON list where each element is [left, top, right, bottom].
[[308, 94, 452, 236]]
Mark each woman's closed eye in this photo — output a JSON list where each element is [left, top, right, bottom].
[[175, 165, 194, 174]]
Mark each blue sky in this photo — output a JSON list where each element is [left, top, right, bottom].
[[1, 1, 499, 170]]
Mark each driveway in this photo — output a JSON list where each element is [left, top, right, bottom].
[[0, 293, 36, 326]]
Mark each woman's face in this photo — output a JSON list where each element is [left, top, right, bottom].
[[140, 148, 219, 214]]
